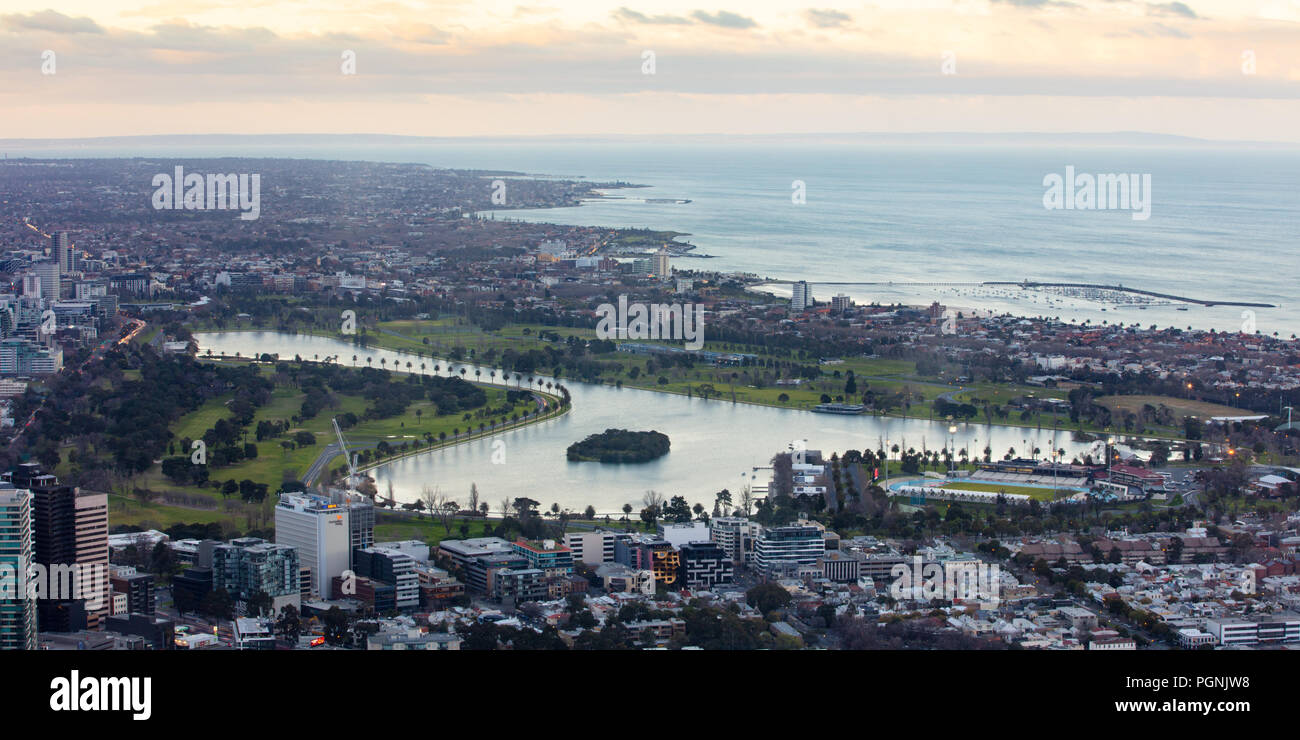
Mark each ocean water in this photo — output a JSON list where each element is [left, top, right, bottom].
[[459, 143, 1300, 336], [18, 138, 1300, 334]]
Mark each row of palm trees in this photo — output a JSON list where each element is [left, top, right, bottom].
[[216, 347, 565, 396], [338, 353, 561, 392]]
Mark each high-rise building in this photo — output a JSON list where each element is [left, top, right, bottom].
[[710, 517, 760, 565], [678, 541, 734, 590], [510, 539, 574, 574], [8, 466, 109, 631], [274, 493, 350, 599], [753, 524, 825, 579], [790, 281, 811, 313], [54, 233, 78, 274], [508, 539, 575, 600], [0, 338, 64, 376], [21, 275, 41, 301], [109, 565, 156, 617], [831, 294, 852, 313], [341, 493, 374, 566], [615, 537, 680, 588], [564, 531, 626, 565], [0, 488, 37, 650], [33, 262, 60, 304], [353, 547, 419, 609], [210, 537, 300, 613], [653, 248, 671, 280]]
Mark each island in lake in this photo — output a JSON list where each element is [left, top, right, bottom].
[[566, 429, 670, 463]]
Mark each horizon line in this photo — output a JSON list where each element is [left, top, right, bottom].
[[3, 131, 1299, 148]]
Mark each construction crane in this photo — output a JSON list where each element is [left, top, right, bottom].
[[332, 416, 360, 493]]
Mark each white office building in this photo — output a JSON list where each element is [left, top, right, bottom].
[[275, 493, 351, 599], [564, 531, 622, 565], [790, 281, 812, 313], [658, 522, 710, 550], [33, 262, 60, 304], [753, 524, 825, 578], [711, 517, 760, 565], [1206, 616, 1300, 646], [652, 248, 671, 280]]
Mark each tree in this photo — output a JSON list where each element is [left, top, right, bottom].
[[200, 588, 234, 621], [665, 495, 693, 523], [276, 604, 301, 643], [323, 606, 350, 646], [642, 490, 665, 517], [245, 590, 273, 617], [715, 489, 733, 513], [739, 486, 755, 516], [746, 583, 792, 615], [440, 501, 459, 534], [150, 540, 177, 576]]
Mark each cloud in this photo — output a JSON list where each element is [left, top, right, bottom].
[[805, 9, 852, 29], [0, 10, 104, 34], [612, 7, 692, 25], [1131, 22, 1192, 38], [1146, 2, 1197, 19], [989, 0, 1079, 8], [690, 10, 757, 29]]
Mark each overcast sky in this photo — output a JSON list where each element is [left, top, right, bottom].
[[2, 1, 1298, 140]]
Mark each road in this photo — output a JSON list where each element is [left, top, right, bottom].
[[8, 317, 146, 447]]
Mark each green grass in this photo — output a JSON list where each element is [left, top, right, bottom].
[[109, 495, 259, 532], [374, 515, 496, 545], [139, 363, 549, 513], [172, 394, 235, 442], [938, 480, 1068, 501]]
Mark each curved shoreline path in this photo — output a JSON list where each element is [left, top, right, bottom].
[[202, 349, 565, 489], [196, 330, 1111, 511]]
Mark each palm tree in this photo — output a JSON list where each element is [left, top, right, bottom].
[[366, 357, 372, 368]]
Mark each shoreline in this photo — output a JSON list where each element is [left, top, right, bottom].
[[197, 351, 570, 484], [193, 327, 1197, 445]]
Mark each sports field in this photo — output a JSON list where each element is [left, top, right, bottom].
[[939, 480, 1067, 501]]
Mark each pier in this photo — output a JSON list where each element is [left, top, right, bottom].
[[753, 279, 1275, 309]]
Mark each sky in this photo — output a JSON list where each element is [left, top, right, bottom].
[[1, 1, 1298, 140]]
